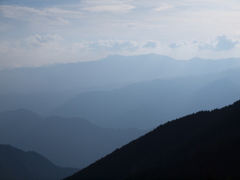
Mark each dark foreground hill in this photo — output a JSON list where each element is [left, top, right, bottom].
[[65, 100, 240, 180], [0, 109, 145, 169], [0, 144, 77, 180]]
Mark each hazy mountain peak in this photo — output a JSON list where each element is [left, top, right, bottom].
[[103, 53, 175, 61], [0, 108, 42, 120], [1, 54, 240, 93], [188, 57, 204, 62]]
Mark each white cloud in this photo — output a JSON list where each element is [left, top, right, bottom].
[[2, 0, 240, 69], [2, 35, 240, 70], [0, 38, 162, 69], [0, 5, 82, 26], [143, 41, 158, 48], [168, 42, 181, 49], [82, 4, 135, 13], [0, 5, 44, 21], [71, 40, 140, 52], [199, 35, 239, 51], [71, 40, 163, 54], [0, 42, 12, 54], [24, 34, 63, 48], [81, 0, 135, 13], [163, 35, 240, 59], [154, 4, 174, 12]]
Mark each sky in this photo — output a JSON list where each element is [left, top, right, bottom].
[[1, 0, 240, 70]]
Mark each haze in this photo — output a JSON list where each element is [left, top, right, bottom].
[[1, 0, 240, 70], [1, 1, 240, 179]]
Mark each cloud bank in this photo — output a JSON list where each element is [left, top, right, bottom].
[[1, 0, 240, 69]]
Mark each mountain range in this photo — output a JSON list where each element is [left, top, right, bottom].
[[47, 68, 240, 129], [1, 54, 240, 130], [1, 54, 240, 179], [65, 99, 240, 180], [0, 144, 77, 180], [0, 109, 145, 169], [1, 54, 240, 94]]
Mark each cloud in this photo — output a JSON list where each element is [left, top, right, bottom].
[[24, 34, 63, 48], [0, 5, 82, 26], [73, 40, 140, 52], [2, 34, 240, 70], [143, 41, 158, 48], [3, 1, 240, 70], [81, 0, 135, 13], [0, 5, 45, 21], [214, 35, 239, 51], [0, 38, 160, 70], [168, 43, 180, 49], [199, 35, 239, 51], [153, 4, 174, 12]]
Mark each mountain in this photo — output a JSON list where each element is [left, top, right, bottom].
[[1, 54, 240, 123], [0, 109, 146, 169], [1, 54, 240, 93], [0, 144, 77, 180], [65, 99, 240, 180], [47, 68, 240, 129], [0, 82, 128, 114], [0, 91, 76, 114]]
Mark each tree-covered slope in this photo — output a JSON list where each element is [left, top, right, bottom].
[[0, 109, 145, 169], [65, 100, 240, 180], [0, 144, 77, 180]]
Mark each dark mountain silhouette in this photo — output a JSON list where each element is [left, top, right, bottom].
[[47, 68, 240, 129], [0, 109, 146, 169], [65, 99, 240, 180], [1, 54, 240, 93], [0, 144, 77, 180]]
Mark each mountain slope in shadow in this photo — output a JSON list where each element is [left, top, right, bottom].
[[48, 68, 240, 129], [0, 144, 77, 180], [0, 109, 146, 169], [65, 99, 240, 180]]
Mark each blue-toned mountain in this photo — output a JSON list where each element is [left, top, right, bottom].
[[0, 109, 145, 169], [1, 54, 240, 93], [48, 68, 240, 129], [0, 144, 77, 180], [65, 99, 240, 180]]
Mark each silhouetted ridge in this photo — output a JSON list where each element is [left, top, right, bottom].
[[0, 109, 145, 168], [0, 144, 77, 180], [1, 108, 42, 120], [65, 99, 240, 180]]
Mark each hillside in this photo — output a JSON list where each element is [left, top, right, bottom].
[[65, 99, 240, 180], [0, 144, 77, 180], [1, 55, 240, 130], [47, 68, 240, 129], [1, 54, 240, 93], [0, 109, 145, 169]]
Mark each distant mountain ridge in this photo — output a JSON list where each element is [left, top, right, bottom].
[[47, 68, 240, 129], [1, 54, 240, 93], [1, 54, 240, 127], [65, 99, 240, 180], [0, 109, 146, 169], [0, 144, 77, 180]]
